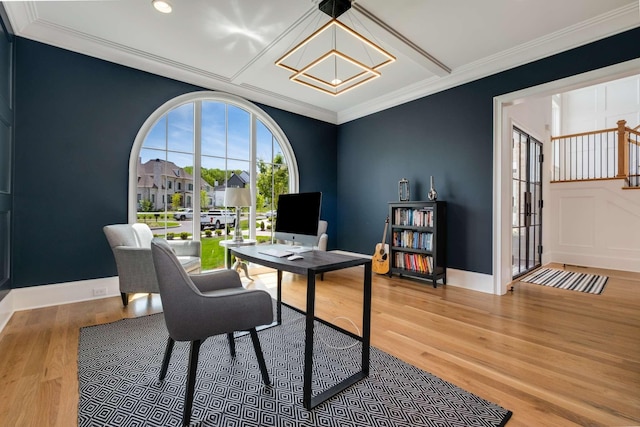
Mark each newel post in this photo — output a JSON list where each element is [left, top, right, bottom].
[[617, 120, 627, 178]]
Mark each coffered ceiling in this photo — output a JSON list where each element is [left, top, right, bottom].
[[4, 0, 639, 123]]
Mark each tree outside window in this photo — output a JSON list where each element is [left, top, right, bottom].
[[132, 92, 297, 271]]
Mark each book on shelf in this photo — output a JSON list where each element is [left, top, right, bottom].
[[393, 252, 433, 274], [392, 230, 433, 250], [393, 207, 434, 227]]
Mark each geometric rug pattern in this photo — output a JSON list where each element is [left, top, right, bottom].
[[78, 303, 512, 427], [520, 268, 608, 294]]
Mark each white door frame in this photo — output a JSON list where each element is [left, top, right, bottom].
[[492, 58, 640, 295]]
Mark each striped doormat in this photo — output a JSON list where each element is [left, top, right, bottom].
[[520, 268, 608, 294]]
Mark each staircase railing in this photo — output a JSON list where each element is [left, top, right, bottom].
[[551, 120, 640, 187]]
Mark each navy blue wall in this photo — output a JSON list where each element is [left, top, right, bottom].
[[13, 38, 337, 288], [11, 26, 640, 287], [259, 106, 338, 237], [336, 27, 640, 274]]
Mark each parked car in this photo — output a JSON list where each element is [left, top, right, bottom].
[[207, 209, 236, 229], [173, 208, 194, 221], [199, 213, 216, 230], [264, 210, 277, 220]]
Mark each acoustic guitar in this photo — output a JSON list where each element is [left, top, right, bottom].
[[372, 216, 390, 274]]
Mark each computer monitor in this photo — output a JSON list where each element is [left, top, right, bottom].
[[274, 192, 322, 252]]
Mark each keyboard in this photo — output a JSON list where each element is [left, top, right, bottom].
[[258, 248, 293, 258]]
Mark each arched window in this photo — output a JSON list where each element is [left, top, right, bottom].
[[129, 91, 298, 270]]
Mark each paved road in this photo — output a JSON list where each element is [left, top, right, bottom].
[[148, 215, 274, 236]]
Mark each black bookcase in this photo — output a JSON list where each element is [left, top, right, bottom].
[[388, 201, 447, 287]]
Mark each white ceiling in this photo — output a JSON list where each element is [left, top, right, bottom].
[[4, 0, 639, 124]]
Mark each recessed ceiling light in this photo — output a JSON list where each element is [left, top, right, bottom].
[[152, 0, 172, 14]]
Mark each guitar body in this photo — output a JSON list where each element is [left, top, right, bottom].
[[372, 242, 389, 274], [372, 217, 390, 274]]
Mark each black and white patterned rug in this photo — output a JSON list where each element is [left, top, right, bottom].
[[520, 268, 607, 294], [78, 304, 512, 427]]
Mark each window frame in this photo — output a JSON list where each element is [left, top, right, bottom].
[[128, 91, 299, 240]]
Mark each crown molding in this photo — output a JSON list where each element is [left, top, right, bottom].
[[338, 3, 640, 124], [5, 3, 338, 124], [4, 2, 638, 125]]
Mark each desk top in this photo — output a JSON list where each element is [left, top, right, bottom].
[[231, 245, 371, 275]]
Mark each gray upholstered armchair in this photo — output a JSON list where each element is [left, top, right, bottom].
[[316, 220, 328, 251], [103, 223, 201, 306], [150, 237, 272, 427]]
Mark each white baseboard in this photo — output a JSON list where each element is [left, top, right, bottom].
[[0, 277, 121, 334], [0, 265, 496, 335], [11, 276, 121, 311], [446, 268, 495, 294], [328, 252, 494, 293], [0, 292, 14, 333], [548, 251, 640, 273]]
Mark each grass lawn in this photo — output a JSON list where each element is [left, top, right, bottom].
[[200, 234, 272, 270], [146, 217, 273, 270]]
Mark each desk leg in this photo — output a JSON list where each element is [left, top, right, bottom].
[[303, 270, 316, 410], [277, 270, 282, 325], [225, 248, 231, 269], [362, 262, 372, 376]]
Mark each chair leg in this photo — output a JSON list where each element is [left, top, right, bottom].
[[159, 337, 175, 381], [249, 328, 270, 386], [121, 292, 128, 306], [182, 340, 201, 427], [227, 333, 236, 357]]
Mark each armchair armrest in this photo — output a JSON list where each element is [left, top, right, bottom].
[[190, 269, 243, 293]]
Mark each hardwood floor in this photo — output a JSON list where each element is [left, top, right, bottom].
[[0, 263, 638, 426]]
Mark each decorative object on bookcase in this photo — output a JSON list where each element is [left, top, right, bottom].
[[388, 201, 446, 287], [398, 178, 410, 201], [427, 176, 438, 201]]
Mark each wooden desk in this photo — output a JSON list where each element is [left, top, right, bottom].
[[230, 245, 372, 410]]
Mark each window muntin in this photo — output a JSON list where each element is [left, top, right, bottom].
[[130, 91, 298, 270]]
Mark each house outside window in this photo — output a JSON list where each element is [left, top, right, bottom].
[[130, 91, 299, 262]]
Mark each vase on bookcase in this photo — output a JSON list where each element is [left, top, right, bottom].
[[428, 176, 438, 201], [398, 178, 410, 201]]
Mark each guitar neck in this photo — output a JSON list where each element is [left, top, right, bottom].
[[380, 218, 389, 246]]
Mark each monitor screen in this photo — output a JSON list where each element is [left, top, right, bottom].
[[274, 192, 322, 249]]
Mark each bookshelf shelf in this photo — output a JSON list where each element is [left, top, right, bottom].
[[388, 201, 446, 288]]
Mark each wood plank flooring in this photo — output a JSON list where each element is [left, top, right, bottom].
[[0, 262, 638, 426]]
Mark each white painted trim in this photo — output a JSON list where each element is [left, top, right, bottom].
[[0, 265, 493, 336], [5, 2, 637, 125], [493, 58, 640, 296], [0, 277, 121, 334], [11, 277, 120, 312], [547, 251, 640, 273], [446, 268, 495, 294], [0, 292, 14, 333]]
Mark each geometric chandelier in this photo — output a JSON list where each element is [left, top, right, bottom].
[[275, 0, 395, 96]]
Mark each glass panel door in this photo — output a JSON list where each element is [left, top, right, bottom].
[[512, 126, 543, 278]]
